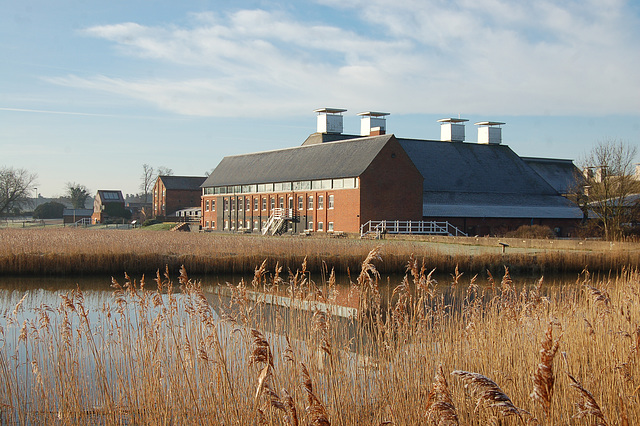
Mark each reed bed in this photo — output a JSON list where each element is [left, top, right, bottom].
[[1, 227, 638, 276], [1, 250, 639, 424]]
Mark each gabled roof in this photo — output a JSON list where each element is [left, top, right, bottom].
[[397, 139, 559, 195], [395, 139, 583, 219], [521, 157, 581, 194], [202, 134, 394, 187], [159, 175, 207, 190]]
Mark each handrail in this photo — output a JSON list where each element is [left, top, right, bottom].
[[360, 220, 467, 237]]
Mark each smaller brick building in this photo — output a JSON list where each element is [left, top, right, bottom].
[[91, 190, 125, 224], [153, 176, 207, 218]]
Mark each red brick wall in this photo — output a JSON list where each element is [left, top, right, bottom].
[[201, 187, 364, 233], [359, 137, 423, 223], [428, 216, 580, 238], [153, 179, 201, 217]]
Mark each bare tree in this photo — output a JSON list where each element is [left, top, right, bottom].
[[140, 164, 155, 203], [140, 164, 174, 203], [0, 167, 37, 216], [580, 140, 640, 240], [65, 182, 90, 209]]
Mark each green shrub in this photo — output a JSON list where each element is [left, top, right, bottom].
[[142, 219, 159, 227], [33, 202, 65, 219]]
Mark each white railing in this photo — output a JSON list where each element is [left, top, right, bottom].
[[262, 208, 292, 235], [74, 217, 92, 227], [360, 220, 467, 238]]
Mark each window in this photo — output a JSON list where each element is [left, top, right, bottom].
[[246, 198, 250, 210], [238, 198, 242, 211], [298, 196, 303, 210], [328, 222, 334, 231], [254, 198, 258, 211], [254, 220, 259, 230], [262, 197, 267, 211], [328, 195, 334, 209], [279, 197, 284, 209], [205, 200, 210, 211], [318, 195, 324, 209], [205, 221, 209, 228], [246, 220, 251, 229], [270, 197, 275, 210], [211, 221, 215, 229], [211, 200, 216, 211], [224, 220, 229, 230], [308, 196, 313, 210], [318, 222, 323, 231], [308, 221, 313, 231]]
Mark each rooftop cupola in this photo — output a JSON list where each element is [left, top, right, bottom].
[[314, 108, 347, 134], [358, 111, 389, 136], [475, 121, 505, 144], [438, 118, 469, 142]]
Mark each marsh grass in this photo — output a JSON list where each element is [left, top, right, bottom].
[[1, 228, 638, 276], [1, 249, 640, 424]]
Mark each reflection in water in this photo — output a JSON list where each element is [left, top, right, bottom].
[[0, 271, 580, 423]]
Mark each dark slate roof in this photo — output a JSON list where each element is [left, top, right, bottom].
[[202, 134, 393, 187], [160, 175, 207, 190], [521, 157, 581, 194], [62, 208, 93, 216], [302, 132, 362, 146], [397, 139, 559, 195], [396, 139, 583, 219], [96, 190, 124, 203]]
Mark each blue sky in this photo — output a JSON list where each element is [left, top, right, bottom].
[[2, 0, 639, 197]]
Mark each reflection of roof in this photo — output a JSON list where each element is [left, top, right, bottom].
[[203, 135, 394, 187], [159, 176, 207, 191], [522, 157, 581, 194]]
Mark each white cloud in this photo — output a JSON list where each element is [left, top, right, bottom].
[[52, 3, 640, 117]]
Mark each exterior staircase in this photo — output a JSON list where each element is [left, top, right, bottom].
[[262, 208, 290, 235]]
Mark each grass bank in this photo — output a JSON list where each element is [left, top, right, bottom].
[[1, 228, 638, 277], [1, 252, 639, 424]]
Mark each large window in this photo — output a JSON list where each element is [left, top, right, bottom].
[[318, 222, 323, 231], [254, 198, 258, 211], [270, 197, 275, 210], [262, 197, 267, 211], [318, 195, 324, 209], [308, 221, 313, 231], [298, 196, 303, 210], [328, 195, 334, 209], [279, 197, 284, 209], [308, 196, 313, 210], [205, 200, 210, 211], [328, 222, 334, 231], [211, 200, 215, 211]]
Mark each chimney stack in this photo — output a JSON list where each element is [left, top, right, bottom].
[[314, 108, 346, 134], [438, 118, 468, 142], [357, 111, 389, 136], [475, 121, 505, 144]]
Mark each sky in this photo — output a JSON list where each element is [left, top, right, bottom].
[[2, 0, 639, 198]]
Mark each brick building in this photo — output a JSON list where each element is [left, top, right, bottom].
[[153, 176, 207, 218], [201, 109, 583, 236], [91, 190, 125, 224]]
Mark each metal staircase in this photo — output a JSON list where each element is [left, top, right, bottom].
[[262, 208, 292, 235], [360, 220, 467, 238]]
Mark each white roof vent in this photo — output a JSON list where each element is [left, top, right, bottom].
[[314, 108, 346, 134], [438, 118, 468, 142], [475, 121, 505, 144], [358, 111, 389, 136]]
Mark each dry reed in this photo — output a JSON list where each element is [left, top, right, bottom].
[[1, 248, 640, 424]]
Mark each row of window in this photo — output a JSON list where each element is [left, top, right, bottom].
[[204, 219, 334, 232], [204, 195, 335, 212], [203, 178, 357, 195]]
